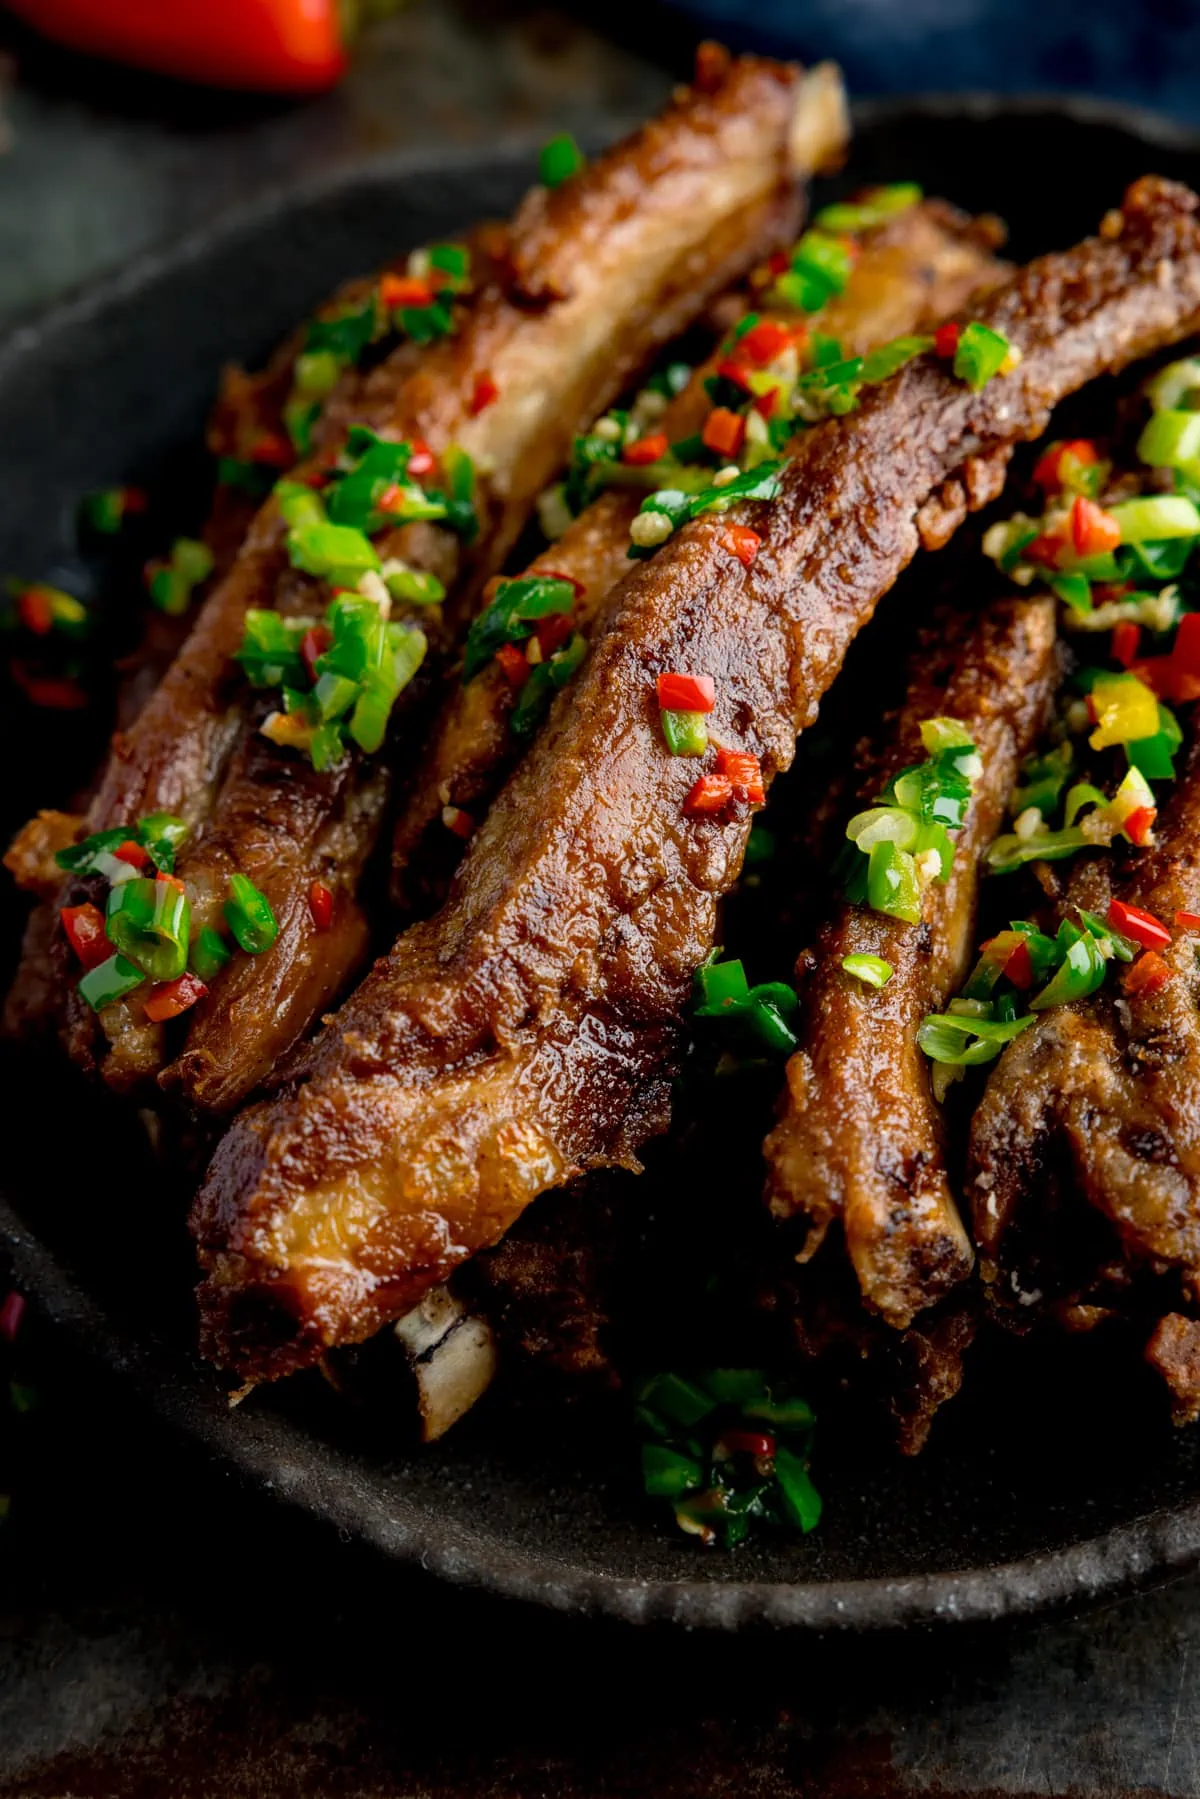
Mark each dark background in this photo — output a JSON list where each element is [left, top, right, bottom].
[[3, 2, 1200, 1792]]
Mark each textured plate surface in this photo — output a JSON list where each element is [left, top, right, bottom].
[[5, 99, 1200, 1631]]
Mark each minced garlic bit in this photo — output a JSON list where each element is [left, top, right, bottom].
[[592, 415, 623, 443], [536, 483, 573, 542], [357, 569, 392, 614], [711, 465, 741, 488], [630, 510, 675, 548], [1013, 805, 1043, 840], [1062, 585, 1181, 634]]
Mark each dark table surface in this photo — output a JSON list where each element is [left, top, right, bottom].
[[2, 4, 1200, 1793]]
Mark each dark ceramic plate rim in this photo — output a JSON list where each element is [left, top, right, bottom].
[[6, 93, 1200, 1632]]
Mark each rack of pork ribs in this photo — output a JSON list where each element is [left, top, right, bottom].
[[11, 40, 1200, 1453]]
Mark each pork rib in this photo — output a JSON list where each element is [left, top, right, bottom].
[[389, 199, 1009, 920], [48, 49, 849, 1103], [194, 176, 1200, 1380], [762, 591, 1059, 1330]]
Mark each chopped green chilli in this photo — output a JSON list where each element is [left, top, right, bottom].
[[539, 133, 584, 187], [953, 321, 1013, 391], [693, 951, 798, 1055], [636, 1369, 820, 1548], [148, 538, 213, 616]]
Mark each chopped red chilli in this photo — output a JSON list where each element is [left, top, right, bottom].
[[1124, 950, 1173, 996], [379, 274, 434, 309], [1176, 910, 1200, 930], [470, 373, 499, 415], [683, 773, 734, 816], [494, 642, 530, 688], [0, 1290, 24, 1344], [722, 525, 761, 567], [656, 672, 716, 714], [622, 433, 668, 466], [442, 804, 475, 838], [714, 744, 765, 802], [934, 322, 961, 358], [701, 407, 746, 457], [1107, 898, 1172, 951], [113, 840, 150, 871], [143, 972, 208, 1023], [309, 880, 334, 931], [62, 903, 109, 971], [1112, 621, 1141, 668], [1071, 495, 1122, 557]]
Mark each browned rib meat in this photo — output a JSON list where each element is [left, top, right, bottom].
[[193, 176, 1200, 1382], [970, 727, 1200, 1299], [390, 199, 1009, 920], [89, 52, 846, 1109], [1146, 1313, 1200, 1425], [762, 592, 1059, 1329]]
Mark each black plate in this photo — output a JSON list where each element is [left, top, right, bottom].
[[6, 97, 1200, 1632]]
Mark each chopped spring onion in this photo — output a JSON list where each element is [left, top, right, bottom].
[[917, 1009, 1036, 1066], [463, 577, 575, 681], [287, 520, 380, 584], [148, 538, 213, 616], [841, 953, 894, 989], [105, 877, 190, 982], [78, 953, 144, 1012], [1108, 494, 1200, 543], [224, 873, 278, 955], [813, 182, 922, 234], [191, 926, 233, 982]]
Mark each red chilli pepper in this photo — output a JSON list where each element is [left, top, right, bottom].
[[656, 672, 715, 714], [379, 274, 435, 310], [16, 586, 55, 636], [0, 1290, 25, 1343], [1071, 495, 1122, 558], [683, 773, 734, 816], [1033, 438, 1099, 491], [113, 839, 150, 870], [1124, 806, 1157, 847], [249, 432, 294, 468], [301, 625, 332, 685], [470, 374, 499, 416], [738, 319, 792, 366], [714, 744, 765, 803], [719, 1430, 776, 1459], [751, 387, 779, 419], [1024, 532, 1067, 569], [156, 871, 187, 895], [4, 0, 348, 94], [701, 407, 746, 458], [144, 972, 208, 1024], [621, 433, 668, 467], [309, 880, 334, 931], [494, 642, 530, 688], [1003, 939, 1035, 990], [721, 525, 761, 568], [9, 664, 88, 709], [1107, 898, 1171, 952], [534, 612, 573, 659], [1176, 910, 1200, 930], [406, 440, 436, 480], [933, 322, 961, 359], [62, 903, 110, 971], [1112, 621, 1141, 669], [716, 358, 753, 392], [442, 804, 475, 839], [1124, 950, 1173, 997]]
